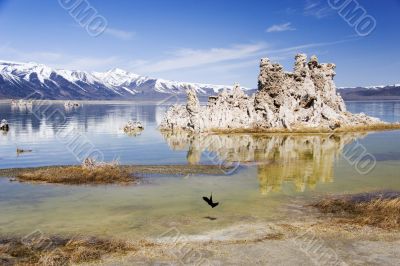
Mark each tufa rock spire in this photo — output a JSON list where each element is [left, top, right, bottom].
[[160, 54, 382, 132]]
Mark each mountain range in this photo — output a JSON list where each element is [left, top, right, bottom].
[[338, 84, 400, 100], [0, 60, 237, 100], [0, 60, 399, 100]]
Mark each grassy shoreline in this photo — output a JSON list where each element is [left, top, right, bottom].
[[210, 123, 400, 134], [0, 164, 234, 185], [0, 235, 139, 265], [1, 191, 399, 265], [159, 122, 400, 135], [312, 191, 400, 229]]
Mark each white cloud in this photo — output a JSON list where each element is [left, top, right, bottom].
[[0, 45, 63, 63], [61, 56, 121, 70], [266, 22, 296, 33], [126, 59, 149, 68], [266, 39, 353, 55], [205, 59, 259, 72], [134, 43, 268, 73], [134, 39, 351, 75], [104, 27, 135, 40], [303, 0, 333, 19], [0, 38, 355, 87], [0, 45, 121, 71]]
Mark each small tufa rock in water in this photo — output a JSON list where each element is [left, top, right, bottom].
[[16, 148, 33, 155], [123, 120, 144, 135], [160, 54, 382, 132], [64, 101, 80, 108], [0, 119, 9, 131]]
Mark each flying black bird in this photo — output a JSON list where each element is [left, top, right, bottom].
[[202, 193, 219, 208]]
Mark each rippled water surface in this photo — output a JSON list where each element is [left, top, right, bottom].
[[0, 100, 399, 238]]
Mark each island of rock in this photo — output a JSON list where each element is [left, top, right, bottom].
[[123, 120, 144, 136], [160, 54, 391, 133], [0, 119, 9, 131]]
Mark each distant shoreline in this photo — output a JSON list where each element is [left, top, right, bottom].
[[2, 98, 400, 103]]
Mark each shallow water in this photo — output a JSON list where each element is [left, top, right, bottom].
[[0, 101, 400, 239]]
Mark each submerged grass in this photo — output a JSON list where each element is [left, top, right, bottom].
[[0, 235, 138, 265], [16, 165, 135, 185], [312, 191, 400, 229]]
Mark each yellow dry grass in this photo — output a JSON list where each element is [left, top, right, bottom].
[[312, 191, 400, 229], [16, 165, 134, 185], [0, 236, 137, 265], [209, 123, 400, 135]]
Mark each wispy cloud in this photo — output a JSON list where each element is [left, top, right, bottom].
[[281, 7, 296, 15], [304, 0, 334, 19], [127, 59, 149, 68], [104, 27, 135, 40], [266, 39, 354, 55], [0, 45, 63, 63], [0, 44, 121, 71], [266, 22, 296, 33], [62, 56, 121, 70], [0, 38, 356, 84], [69, 23, 136, 41], [128, 38, 355, 83], [134, 43, 268, 73]]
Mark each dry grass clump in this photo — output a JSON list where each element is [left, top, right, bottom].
[[0, 235, 137, 265], [334, 123, 400, 133], [312, 191, 400, 229], [0, 164, 235, 180], [16, 158, 134, 185], [17, 166, 133, 185]]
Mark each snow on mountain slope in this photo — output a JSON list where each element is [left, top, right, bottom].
[[0, 60, 245, 100], [338, 84, 400, 90], [92, 68, 141, 87]]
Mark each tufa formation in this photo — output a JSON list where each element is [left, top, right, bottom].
[[160, 54, 383, 132]]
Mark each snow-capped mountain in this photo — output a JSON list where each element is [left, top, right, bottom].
[[338, 84, 400, 100], [0, 60, 241, 100]]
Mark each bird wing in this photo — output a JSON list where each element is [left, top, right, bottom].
[[203, 196, 211, 205]]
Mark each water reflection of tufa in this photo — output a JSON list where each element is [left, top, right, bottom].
[[64, 101, 81, 112], [11, 101, 33, 113], [161, 131, 365, 194], [0, 119, 9, 131]]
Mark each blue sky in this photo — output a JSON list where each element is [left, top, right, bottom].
[[0, 0, 399, 87]]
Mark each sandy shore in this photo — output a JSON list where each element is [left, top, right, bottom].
[[3, 218, 399, 265], [93, 212, 400, 265], [2, 197, 399, 265]]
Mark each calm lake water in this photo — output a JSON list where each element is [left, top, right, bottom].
[[0, 100, 399, 239]]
